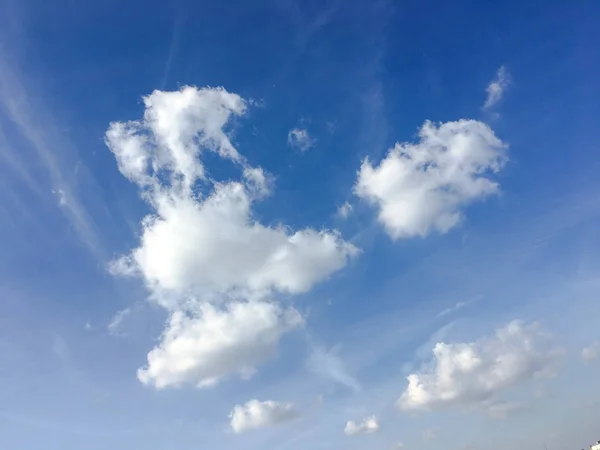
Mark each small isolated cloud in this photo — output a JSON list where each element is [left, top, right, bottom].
[[52, 188, 67, 206], [581, 341, 600, 363], [436, 300, 471, 318], [422, 428, 438, 442], [107, 307, 132, 336], [344, 415, 379, 436], [486, 400, 527, 419], [287, 127, 315, 152], [397, 320, 562, 412], [307, 346, 360, 391], [355, 120, 507, 239], [137, 301, 304, 389], [229, 399, 300, 433], [483, 66, 510, 110], [396, 442, 404, 448], [337, 201, 353, 219]]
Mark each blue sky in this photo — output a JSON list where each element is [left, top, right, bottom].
[[1, 0, 599, 449]]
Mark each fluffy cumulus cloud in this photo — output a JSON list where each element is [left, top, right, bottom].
[[105, 86, 246, 190], [287, 127, 314, 152], [355, 120, 507, 239], [138, 301, 303, 388], [397, 321, 562, 412], [106, 86, 357, 388], [229, 399, 301, 433], [110, 182, 355, 307], [344, 415, 379, 436], [483, 65, 510, 110]]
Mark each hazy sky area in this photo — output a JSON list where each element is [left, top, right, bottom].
[[0, 0, 599, 449]]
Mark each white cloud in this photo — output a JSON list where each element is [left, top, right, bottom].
[[105, 86, 246, 190], [483, 65, 510, 110], [344, 415, 379, 436], [137, 300, 303, 389], [106, 86, 357, 388], [107, 307, 132, 336], [355, 120, 507, 239], [397, 320, 562, 412], [229, 399, 300, 433], [337, 201, 353, 219], [581, 341, 600, 363], [111, 182, 356, 307], [287, 127, 315, 152]]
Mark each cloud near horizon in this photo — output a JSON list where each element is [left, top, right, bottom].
[[397, 320, 563, 412]]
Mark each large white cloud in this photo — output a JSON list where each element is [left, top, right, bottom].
[[355, 120, 507, 239], [138, 301, 303, 388], [344, 415, 379, 436], [111, 181, 356, 308], [229, 399, 301, 433], [106, 86, 357, 388], [397, 321, 562, 412]]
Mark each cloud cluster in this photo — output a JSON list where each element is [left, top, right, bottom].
[[344, 415, 379, 436], [397, 321, 562, 411], [355, 120, 507, 239], [106, 86, 357, 388], [229, 399, 301, 433]]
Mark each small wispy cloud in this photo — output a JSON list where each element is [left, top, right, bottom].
[[52, 188, 68, 207], [307, 346, 360, 391], [337, 201, 353, 219], [483, 65, 511, 110], [0, 52, 105, 259], [487, 400, 528, 419], [581, 341, 600, 363], [107, 307, 132, 336], [436, 298, 479, 318], [287, 127, 315, 152], [422, 428, 439, 442]]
